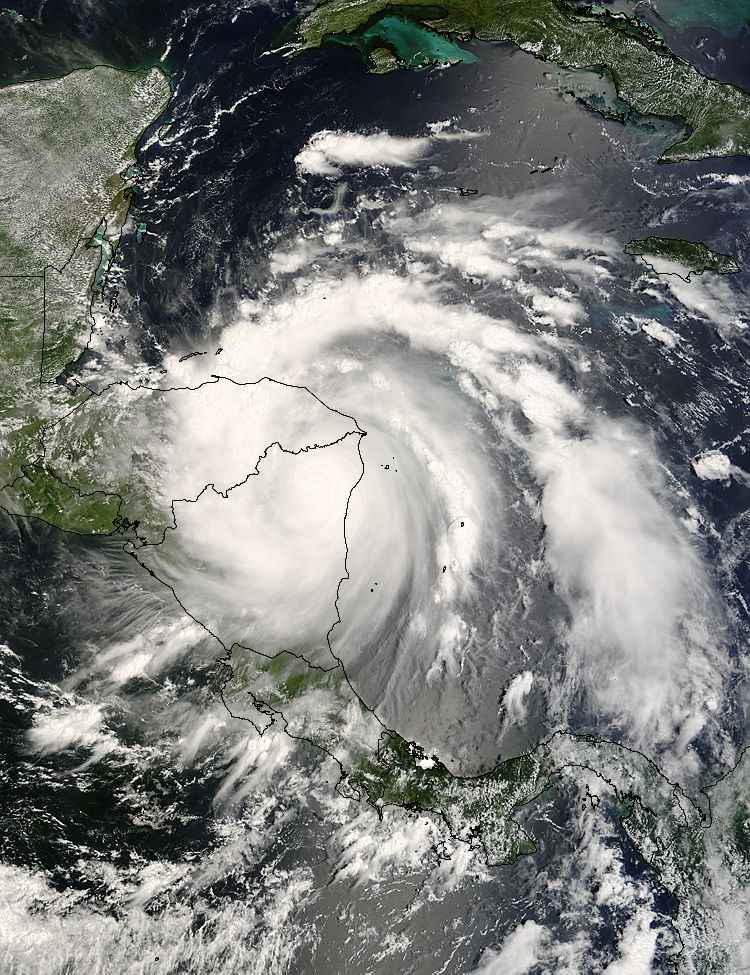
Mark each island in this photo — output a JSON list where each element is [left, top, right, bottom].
[[625, 235, 742, 279], [273, 0, 750, 162]]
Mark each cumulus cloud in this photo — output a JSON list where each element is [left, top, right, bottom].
[[330, 810, 444, 886], [692, 450, 732, 481], [691, 449, 750, 489], [533, 420, 723, 748], [501, 671, 535, 726], [662, 273, 748, 333], [427, 119, 485, 141], [640, 319, 680, 348], [295, 129, 431, 175], [27, 703, 111, 756], [602, 914, 660, 974], [474, 921, 548, 974], [393, 194, 618, 284]]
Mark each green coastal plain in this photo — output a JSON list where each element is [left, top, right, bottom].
[[0, 64, 171, 500], [275, 0, 750, 162]]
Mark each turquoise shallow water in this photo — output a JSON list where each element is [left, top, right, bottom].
[[367, 16, 477, 68], [335, 15, 477, 69], [645, 0, 749, 36]]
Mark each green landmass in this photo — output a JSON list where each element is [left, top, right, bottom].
[[621, 745, 750, 973], [10, 341, 713, 877], [13, 381, 175, 538], [274, 0, 750, 162], [0, 64, 172, 491], [224, 641, 750, 969], [625, 235, 741, 276], [222, 641, 712, 875], [223, 640, 560, 863]]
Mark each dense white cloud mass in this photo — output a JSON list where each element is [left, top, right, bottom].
[[391, 196, 617, 333], [294, 122, 484, 175], [156, 186, 729, 774], [640, 319, 680, 347], [12, 80, 750, 972], [27, 703, 108, 755], [295, 129, 431, 174], [473, 921, 547, 974], [8, 8, 750, 970], [534, 421, 721, 744], [163, 377, 358, 498], [501, 671, 534, 727], [692, 449, 732, 480], [39, 373, 366, 661], [139, 435, 363, 656]]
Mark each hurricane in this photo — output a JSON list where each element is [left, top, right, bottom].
[[2, 2, 750, 973], [163, 159, 737, 780]]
